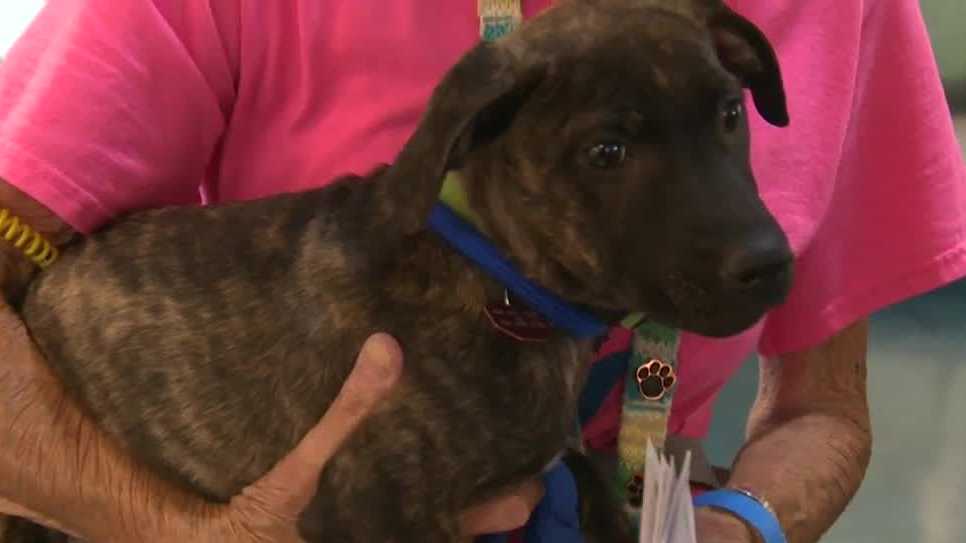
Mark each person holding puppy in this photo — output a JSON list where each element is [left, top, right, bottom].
[[1, 1, 964, 542]]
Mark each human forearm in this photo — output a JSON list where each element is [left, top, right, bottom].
[[697, 320, 872, 543], [0, 178, 204, 540], [704, 408, 871, 543]]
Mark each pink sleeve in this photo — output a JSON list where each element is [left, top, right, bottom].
[[758, 0, 966, 357], [0, 0, 240, 233]]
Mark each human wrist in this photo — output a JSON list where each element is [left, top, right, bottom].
[[0, 179, 74, 291], [695, 487, 786, 543], [696, 506, 762, 543]]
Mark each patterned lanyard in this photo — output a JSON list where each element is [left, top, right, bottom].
[[616, 321, 681, 528], [475, 0, 682, 532], [478, 0, 524, 40]]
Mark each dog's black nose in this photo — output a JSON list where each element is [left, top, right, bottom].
[[720, 234, 793, 295]]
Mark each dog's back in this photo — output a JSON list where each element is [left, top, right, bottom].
[[20, 179, 369, 497], [20, 172, 589, 541]]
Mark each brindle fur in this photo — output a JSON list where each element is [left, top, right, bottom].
[[3, 1, 791, 541]]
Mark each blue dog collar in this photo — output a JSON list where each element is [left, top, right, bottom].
[[428, 203, 609, 340], [693, 489, 788, 543]]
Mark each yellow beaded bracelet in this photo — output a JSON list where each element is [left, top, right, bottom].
[[0, 208, 59, 269]]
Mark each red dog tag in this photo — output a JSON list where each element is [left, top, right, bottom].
[[484, 303, 553, 342]]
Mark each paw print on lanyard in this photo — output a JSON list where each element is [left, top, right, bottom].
[[635, 358, 677, 401]]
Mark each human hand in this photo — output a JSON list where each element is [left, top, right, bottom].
[[172, 333, 542, 542], [193, 332, 543, 542], [0, 326, 541, 542]]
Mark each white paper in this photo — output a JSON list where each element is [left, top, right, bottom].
[[638, 442, 698, 543]]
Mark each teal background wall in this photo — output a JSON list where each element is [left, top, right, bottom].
[[921, 0, 966, 84]]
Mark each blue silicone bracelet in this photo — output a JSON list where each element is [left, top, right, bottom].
[[693, 489, 787, 543]]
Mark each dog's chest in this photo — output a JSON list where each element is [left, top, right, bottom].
[[419, 323, 591, 426]]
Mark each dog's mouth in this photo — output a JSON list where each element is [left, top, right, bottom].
[[597, 271, 790, 338], [657, 272, 790, 337], [549, 263, 791, 338]]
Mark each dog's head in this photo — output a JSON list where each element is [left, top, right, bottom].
[[381, 0, 793, 337]]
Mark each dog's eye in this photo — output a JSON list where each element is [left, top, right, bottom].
[[587, 143, 627, 168], [721, 100, 744, 133]]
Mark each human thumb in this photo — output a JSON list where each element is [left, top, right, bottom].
[[233, 333, 404, 518]]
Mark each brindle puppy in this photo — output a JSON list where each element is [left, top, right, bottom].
[[4, 1, 792, 541]]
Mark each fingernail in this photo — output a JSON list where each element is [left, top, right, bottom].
[[358, 333, 403, 386]]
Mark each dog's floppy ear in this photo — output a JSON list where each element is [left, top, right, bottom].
[[376, 42, 544, 235], [707, 8, 788, 127]]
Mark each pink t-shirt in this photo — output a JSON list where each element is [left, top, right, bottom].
[[1, 0, 965, 446]]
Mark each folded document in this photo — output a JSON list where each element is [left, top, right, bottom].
[[637, 442, 698, 543]]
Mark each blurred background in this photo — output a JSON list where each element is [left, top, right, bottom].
[[924, 0, 966, 111], [0, 1, 43, 60], [2, 1, 965, 542]]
